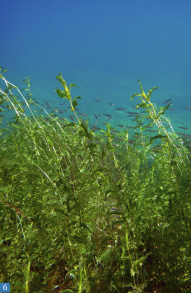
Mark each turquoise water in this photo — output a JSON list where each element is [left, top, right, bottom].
[[0, 0, 191, 133]]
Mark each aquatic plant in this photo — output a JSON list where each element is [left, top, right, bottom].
[[0, 67, 191, 292]]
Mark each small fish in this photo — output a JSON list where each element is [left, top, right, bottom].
[[177, 132, 187, 137], [79, 113, 88, 117], [93, 113, 98, 119], [164, 98, 172, 104], [115, 124, 124, 128], [107, 103, 114, 106], [43, 100, 50, 106], [126, 112, 138, 115], [104, 114, 112, 118], [114, 108, 125, 111], [178, 126, 189, 130], [92, 126, 101, 131], [146, 129, 157, 132], [184, 107, 191, 109], [128, 139, 135, 144], [152, 146, 163, 152], [69, 115, 75, 121], [95, 99, 101, 102]]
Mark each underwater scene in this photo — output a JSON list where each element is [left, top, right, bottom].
[[1, 0, 191, 292]]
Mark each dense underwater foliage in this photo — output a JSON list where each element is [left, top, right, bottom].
[[0, 67, 191, 292]]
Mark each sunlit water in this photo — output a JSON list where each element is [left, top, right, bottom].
[[1, 0, 191, 136]]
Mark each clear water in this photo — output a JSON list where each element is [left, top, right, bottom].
[[1, 0, 191, 133]]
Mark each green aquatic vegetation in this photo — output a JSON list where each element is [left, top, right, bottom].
[[0, 68, 191, 292]]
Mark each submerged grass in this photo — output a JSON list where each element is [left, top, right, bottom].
[[0, 67, 191, 292]]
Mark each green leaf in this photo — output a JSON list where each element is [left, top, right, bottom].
[[136, 102, 148, 109], [105, 189, 114, 197], [79, 122, 93, 140], [7, 84, 17, 90], [149, 134, 167, 143], [72, 96, 81, 110], [156, 102, 172, 118], [147, 86, 158, 101], [62, 122, 77, 128], [132, 254, 150, 271], [56, 73, 71, 100], [86, 140, 97, 149], [55, 89, 68, 99], [56, 73, 67, 88], [80, 223, 92, 233], [138, 79, 145, 96], [23, 76, 32, 87], [92, 168, 106, 175], [69, 83, 77, 88], [0, 66, 8, 73], [131, 80, 158, 102], [130, 92, 142, 101]]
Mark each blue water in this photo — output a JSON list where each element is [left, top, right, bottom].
[[1, 0, 191, 132]]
